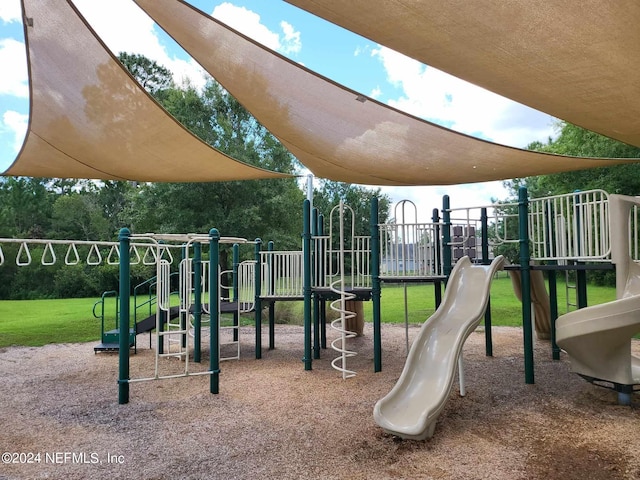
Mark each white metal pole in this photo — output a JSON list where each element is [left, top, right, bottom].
[[458, 353, 466, 397], [403, 283, 409, 354]]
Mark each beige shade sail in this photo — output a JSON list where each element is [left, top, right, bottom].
[[135, 0, 638, 187], [285, 0, 640, 149], [2, 0, 290, 182]]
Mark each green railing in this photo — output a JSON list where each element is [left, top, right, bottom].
[[92, 290, 118, 343]]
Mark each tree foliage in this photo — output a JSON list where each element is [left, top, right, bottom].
[[118, 52, 174, 96], [312, 180, 391, 239], [497, 122, 640, 281], [504, 122, 640, 198]]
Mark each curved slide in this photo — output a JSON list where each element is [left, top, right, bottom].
[[556, 194, 640, 393], [374, 255, 504, 440], [556, 296, 640, 387]]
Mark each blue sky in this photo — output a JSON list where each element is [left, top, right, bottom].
[[0, 0, 558, 218]]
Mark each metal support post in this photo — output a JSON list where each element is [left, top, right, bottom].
[[232, 244, 240, 343], [118, 228, 131, 404], [442, 195, 452, 279], [481, 207, 493, 357], [519, 187, 535, 384], [267, 241, 275, 350], [254, 239, 263, 359], [371, 197, 382, 372], [209, 229, 220, 394], [318, 213, 327, 349], [311, 208, 321, 359], [303, 199, 313, 370]]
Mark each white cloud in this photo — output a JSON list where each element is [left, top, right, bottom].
[[372, 45, 555, 149], [212, 3, 279, 50], [212, 3, 301, 56], [280, 21, 301, 54], [370, 86, 382, 99], [2, 110, 28, 153], [0, 0, 20, 24], [0, 38, 28, 97], [367, 46, 544, 214]]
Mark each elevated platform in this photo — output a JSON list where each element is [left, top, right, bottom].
[[313, 287, 372, 301]]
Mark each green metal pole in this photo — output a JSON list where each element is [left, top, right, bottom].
[[481, 207, 493, 357], [442, 195, 452, 279], [432, 208, 443, 307], [209, 229, 220, 394], [232, 243, 240, 343], [303, 199, 312, 370], [548, 269, 560, 360], [318, 213, 327, 350], [118, 228, 131, 405], [254, 239, 263, 359], [371, 197, 382, 372], [311, 208, 321, 359], [267, 241, 275, 350], [157, 241, 165, 356], [519, 187, 535, 384], [576, 270, 588, 308], [181, 245, 187, 349], [193, 241, 202, 363]]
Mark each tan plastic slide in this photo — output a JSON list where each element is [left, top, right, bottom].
[[509, 268, 552, 340], [556, 195, 640, 390], [373, 255, 505, 440]]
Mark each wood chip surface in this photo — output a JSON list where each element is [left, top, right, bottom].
[[1, 324, 639, 479]]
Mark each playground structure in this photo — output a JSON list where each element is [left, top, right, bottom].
[[2, 188, 640, 410]]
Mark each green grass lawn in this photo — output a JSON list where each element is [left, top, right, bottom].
[[364, 272, 616, 327], [0, 297, 108, 347], [0, 273, 617, 348]]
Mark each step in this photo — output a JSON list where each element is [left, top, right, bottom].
[[93, 342, 121, 353], [103, 328, 135, 345]]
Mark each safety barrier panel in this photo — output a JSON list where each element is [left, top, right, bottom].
[[260, 251, 303, 298], [528, 190, 611, 261]]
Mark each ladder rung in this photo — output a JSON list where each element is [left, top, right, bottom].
[[158, 329, 188, 336], [158, 351, 187, 359]]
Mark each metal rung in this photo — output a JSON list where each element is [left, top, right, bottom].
[[158, 351, 187, 359], [157, 330, 188, 336]]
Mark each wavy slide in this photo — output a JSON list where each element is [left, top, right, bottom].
[[374, 255, 504, 440]]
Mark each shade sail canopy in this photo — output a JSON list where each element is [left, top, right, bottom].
[[135, 0, 637, 187], [3, 0, 290, 182], [285, 0, 640, 148]]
